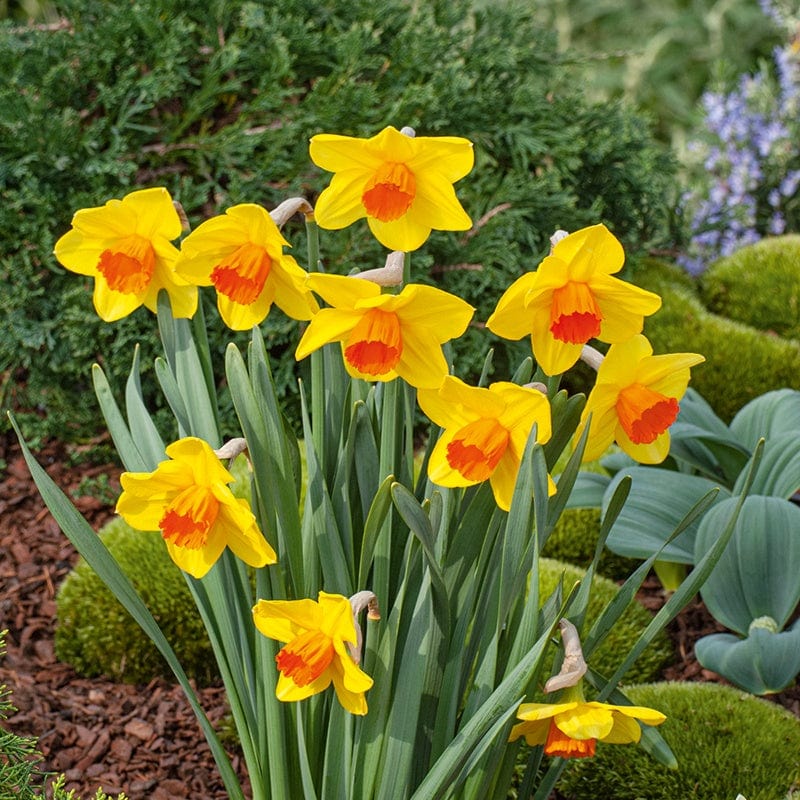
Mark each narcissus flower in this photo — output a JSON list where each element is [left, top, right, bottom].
[[576, 335, 705, 463], [417, 376, 553, 511], [54, 187, 197, 321], [309, 126, 474, 251], [295, 274, 474, 388], [175, 204, 319, 330], [116, 437, 276, 579], [509, 698, 666, 758], [486, 225, 661, 376], [253, 591, 374, 715]]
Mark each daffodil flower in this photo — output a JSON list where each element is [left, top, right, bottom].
[[309, 126, 474, 251], [576, 334, 705, 463], [417, 376, 553, 511], [252, 591, 374, 715], [486, 225, 661, 376], [295, 273, 474, 388], [54, 187, 197, 322], [175, 204, 319, 330], [509, 697, 666, 758], [116, 437, 276, 579]]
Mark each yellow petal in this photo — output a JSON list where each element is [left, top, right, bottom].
[[309, 132, 385, 173], [165, 526, 226, 579], [530, 311, 584, 376], [165, 438, 234, 486], [333, 640, 374, 692], [515, 701, 578, 721], [253, 598, 323, 643], [313, 170, 371, 230], [555, 703, 615, 740], [394, 284, 474, 340], [306, 273, 379, 308], [408, 173, 472, 231], [124, 187, 182, 241], [216, 500, 277, 568], [592, 275, 662, 342], [70, 201, 136, 239], [552, 224, 625, 280], [597, 335, 654, 387], [271, 256, 319, 321], [217, 288, 275, 330], [329, 656, 370, 715], [486, 273, 538, 341], [53, 229, 107, 276], [295, 308, 363, 360], [318, 592, 358, 642], [366, 212, 432, 252], [426, 431, 477, 488], [275, 669, 331, 702], [92, 279, 145, 322], [599, 714, 642, 744], [616, 426, 672, 464], [489, 449, 520, 511], [610, 703, 667, 725], [405, 135, 474, 182], [395, 327, 451, 390], [637, 352, 705, 391], [509, 718, 550, 744]]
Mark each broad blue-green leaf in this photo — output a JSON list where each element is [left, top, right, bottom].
[[731, 433, 800, 499], [730, 388, 800, 450], [695, 621, 800, 695], [562, 471, 610, 509], [604, 467, 730, 563], [694, 495, 800, 634]]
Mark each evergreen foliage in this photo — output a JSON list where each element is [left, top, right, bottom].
[[0, 0, 676, 441], [700, 235, 800, 339], [557, 682, 800, 800], [638, 258, 800, 421], [55, 518, 217, 685]]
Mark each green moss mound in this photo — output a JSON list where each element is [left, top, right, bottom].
[[638, 259, 800, 422], [538, 559, 672, 684], [557, 682, 800, 800], [55, 517, 216, 685], [701, 236, 800, 340], [542, 508, 639, 581]]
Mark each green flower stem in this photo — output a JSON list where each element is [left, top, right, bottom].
[[306, 218, 326, 471]]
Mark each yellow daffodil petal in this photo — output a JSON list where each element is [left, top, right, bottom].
[[616, 427, 673, 464], [551, 224, 625, 281], [486, 273, 538, 341], [216, 500, 277, 567], [489, 451, 521, 511], [252, 598, 324, 643], [123, 187, 183, 241], [555, 703, 615, 741], [530, 313, 584, 376], [427, 431, 477, 488], [165, 525, 228, 579], [516, 701, 579, 721], [592, 276, 662, 342], [92, 280, 146, 322], [395, 327, 451, 389], [313, 170, 373, 230], [306, 273, 379, 308], [295, 308, 363, 361], [271, 256, 320, 320], [309, 133, 386, 172], [393, 284, 474, 337], [318, 592, 359, 642], [366, 213, 433, 252], [637, 352, 706, 391], [509, 719, 548, 744], [407, 172, 473, 231], [600, 714, 643, 744], [610, 704, 668, 725], [406, 136, 475, 182], [276, 670, 331, 702]]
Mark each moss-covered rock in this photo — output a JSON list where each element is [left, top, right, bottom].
[[700, 235, 800, 340], [637, 259, 800, 422], [55, 517, 216, 685], [542, 508, 639, 581], [538, 559, 673, 685], [557, 682, 800, 800]]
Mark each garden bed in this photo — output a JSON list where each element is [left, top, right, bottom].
[[0, 431, 797, 799]]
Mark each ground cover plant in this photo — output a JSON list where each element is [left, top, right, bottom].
[[0, 0, 676, 444], [10, 118, 750, 799]]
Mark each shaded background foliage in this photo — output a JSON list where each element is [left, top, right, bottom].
[[1, 0, 678, 442]]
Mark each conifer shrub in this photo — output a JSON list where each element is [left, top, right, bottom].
[[637, 259, 800, 421], [55, 517, 217, 685], [538, 559, 673, 684], [1, 0, 676, 441], [557, 682, 800, 800], [541, 508, 639, 581], [699, 235, 800, 340]]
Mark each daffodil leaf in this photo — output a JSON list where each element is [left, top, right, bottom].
[[124, 343, 165, 470], [91, 363, 149, 472], [729, 388, 800, 450], [732, 432, 800, 498], [9, 414, 245, 800], [153, 356, 191, 437]]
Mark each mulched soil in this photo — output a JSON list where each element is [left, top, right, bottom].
[[1, 432, 798, 799]]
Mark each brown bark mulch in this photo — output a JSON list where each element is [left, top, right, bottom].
[[0, 431, 797, 799]]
